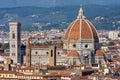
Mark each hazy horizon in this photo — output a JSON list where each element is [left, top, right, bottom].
[[0, 0, 120, 8]]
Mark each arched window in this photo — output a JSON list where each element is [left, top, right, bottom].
[[12, 53, 15, 56]]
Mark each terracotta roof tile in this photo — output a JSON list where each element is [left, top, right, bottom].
[[67, 50, 79, 57], [81, 20, 92, 39], [95, 50, 105, 57], [45, 73, 61, 77], [110, 58, 120, 62], [59, 72, 70, 77], [0, 70, 16, 74], [0, 53, 9, 56], [64, 19, 99, 42], [18, 67, 35, 70]]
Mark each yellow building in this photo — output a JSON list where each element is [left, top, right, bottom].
[[0, 70, 43, 79]]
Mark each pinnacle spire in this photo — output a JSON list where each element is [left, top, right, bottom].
[[77, 4, 85, 19]]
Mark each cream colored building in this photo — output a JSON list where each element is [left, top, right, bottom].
[[108, 31, 119, 40], [30, 46, 65, 65]]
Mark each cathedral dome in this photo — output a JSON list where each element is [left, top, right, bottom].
[[64, 7, 99, 42]]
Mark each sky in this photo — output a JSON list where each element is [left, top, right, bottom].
[[0, 0, 120, 8]]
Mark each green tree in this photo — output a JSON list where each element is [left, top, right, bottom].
[[108, 42, 115, 46], [4, 43, 9, 49]]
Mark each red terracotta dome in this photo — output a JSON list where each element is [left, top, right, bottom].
[[67, 50, 79, 57], [64, 7, 99, 42], [95, 49, 105, 57]]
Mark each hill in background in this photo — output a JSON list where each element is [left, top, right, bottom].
[[0, 4, 120, 31]]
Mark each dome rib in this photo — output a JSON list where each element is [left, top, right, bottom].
[[80, 19, 82, 42], [81, 19, 92, 39], [68, 19, 80, 40], [64, 22, 72, 39], [84, 19, 94, 40], [87, 20, 99, 42]]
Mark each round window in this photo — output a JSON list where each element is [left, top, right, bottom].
[[85, 44, 88, 48], [58, 52, 60, 55], [46, 52, 49, 55], [73, 44, 76, 48]]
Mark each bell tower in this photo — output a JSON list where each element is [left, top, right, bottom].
[[25, 38, 31, 67], [49, 46, 56, 66], [9, 21, 21, 64]]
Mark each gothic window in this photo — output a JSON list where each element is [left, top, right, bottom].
[[51, 50, 53, 57], [12, 33, 15, 39], [11, 45, 15, 48], [12, 53, 15, 56]]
